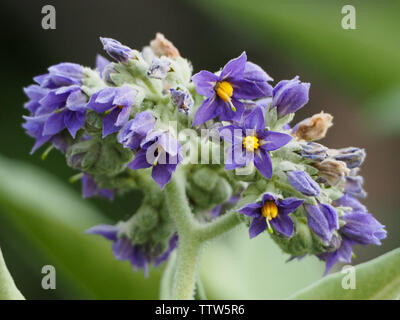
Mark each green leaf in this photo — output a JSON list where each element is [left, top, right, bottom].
[[0, 155, 160, 299], [0, 247, 25, 300], [290, 248, 400, 300]]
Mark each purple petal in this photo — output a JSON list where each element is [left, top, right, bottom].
[[254, 148, 273, 179], [87, 88, 115, 113], [128, 149, 152, 170], [219, 125, 244, 145], [278, 198, 304, 216], [96, 54, 110, 75], [66, 90, 87, 112], [102, 108, 121, 138], [43, 111, 65, 135], [192, 97, 220, 126], [152, 164, 173, 189], [64, 110, 85, 138], [218, 98, 244, 122], [271, 214, 294, 237], [112, 238, 134, 260], [115, 105, 131, 127], [221, 52, 247, 80], [243, 106, 265, 132], [243, 61, 273, 82], [333, 194, 366, 212], [259, 131, 292, 151], [249, 216, 267, 238], [238, 202, 262, 217], [192, 70, 219, 97], [113, 85, 137, 107], [85, 224, 118, 241]]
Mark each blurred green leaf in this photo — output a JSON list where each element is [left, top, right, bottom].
[[194, 0, 400, 95], [290, 248, 400, 300], [0, 155, 160, 299], [0, 247, 24, 300], [201, 227, 324, 299]]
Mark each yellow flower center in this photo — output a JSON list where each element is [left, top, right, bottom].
[[216, 81, 233, 102], [261, 201, 278, 221], [243, 136, 260, 152]]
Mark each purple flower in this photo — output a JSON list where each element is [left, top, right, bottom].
[[319, 212, 386, 273], [87, 85, 137, 137], [239, 193, 304, 238], [127, 130, 182, 189], [305, 203, 339, 243], [42, 87, 88, 138], [220, 107, 292, 179], [82, 174, 114, 200], [192, 52, 273, 126], [272, 76, 310, 117], [86, 224, 178, 275], [287, 170, 321, 196], [23, 63, 86, 151], [100, 37, 134, 63], [118, 111, 155, 150]]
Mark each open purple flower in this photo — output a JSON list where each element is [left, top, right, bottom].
[[23, 63, 86, 151], [192, 52, 273, 126], [82, 174, 114, 200], [118, 111, 155, 150], [219, 107, 292, 179], [87, 84, 137, 137], [127, 130, 182, 188], [305, 203, 338, 243], [100, 37, 134, 63], [42, 86, 88, 138], [239, 193, 304, 238], [319, 211, 386, 273], [86, 224, 178, 275], [272, 76, 310, 117], [287, 170, 320, 196]]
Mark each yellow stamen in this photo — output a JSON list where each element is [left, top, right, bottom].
[[243, 136, 260, 152], [216, 81, 233, 102], [261, 201, 278, 221]]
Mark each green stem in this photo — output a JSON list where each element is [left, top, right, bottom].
[[164, 169, 243, 299], [165, 169, 202, 299], [160, 251, 177, 300], [0, 247, 24, 300], [195, 209, 241, 242]]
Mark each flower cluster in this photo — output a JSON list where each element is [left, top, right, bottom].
[[23, 33, 386, 275]]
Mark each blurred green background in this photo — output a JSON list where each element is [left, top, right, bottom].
[[0, 0, 399, 299]]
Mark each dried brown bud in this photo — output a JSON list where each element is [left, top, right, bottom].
[[292, 112, 333, 141], [313, 159, 350, 186], [150, 33, 180, 59]]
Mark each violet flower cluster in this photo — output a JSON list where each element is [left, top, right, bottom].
[[23, 33, 386, 276]]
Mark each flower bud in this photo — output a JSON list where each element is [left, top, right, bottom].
[[147, 57, 171, 79], [305, 203, 338, 243], [272, 76, 310, 117], [328, 147, 366, 169], [170, 88, 194, 114], [150, 33, 180, 59], [300, 142, 328, 161], [292, 112, 333, 141], [100, 37, 134, 63], [287, 170, 321, 196], [313, 159, 350, 185]]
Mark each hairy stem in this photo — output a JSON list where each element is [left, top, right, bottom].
[[195, 209, 241, 242]]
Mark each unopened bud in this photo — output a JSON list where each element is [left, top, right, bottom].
[[313, 159, 350, 186], [150, 33, 180, 59], [328, 147, 366, 169], [292, 112, 333, 141]]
